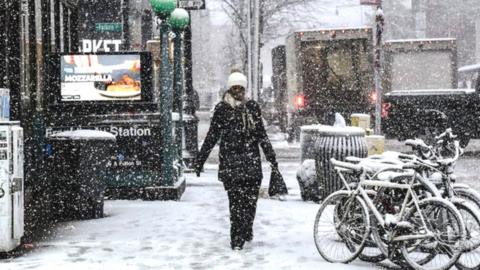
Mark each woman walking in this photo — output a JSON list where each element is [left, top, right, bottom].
[[194, 71, 278, 250]]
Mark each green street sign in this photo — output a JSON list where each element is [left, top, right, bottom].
[[95, 23, 123, 33]]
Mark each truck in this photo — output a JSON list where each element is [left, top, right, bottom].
[[381, 38, 480, 147], [284, 27, 375, 141]]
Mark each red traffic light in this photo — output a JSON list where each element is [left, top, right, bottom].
[[381, 102, 391, 118], [294, 93, 305, 110]]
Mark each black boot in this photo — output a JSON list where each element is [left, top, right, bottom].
[[231, 239, 244, 250]]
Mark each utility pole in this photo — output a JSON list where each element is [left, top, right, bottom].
[[361, 0, 384, 135], [246, 0, 252, 98], [252, 0, 260, 101], [374, 5, 384, 135]]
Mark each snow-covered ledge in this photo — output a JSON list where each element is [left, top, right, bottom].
[[49, 130, 116, 141]]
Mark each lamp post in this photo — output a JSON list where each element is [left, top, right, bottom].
[[168, 8, 189, 167], [150, 0, 176, 186]]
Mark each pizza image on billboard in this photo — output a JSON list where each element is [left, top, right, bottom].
[[61, 54, 142, 101]]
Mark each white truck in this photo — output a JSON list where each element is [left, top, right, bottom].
[[381, 38, 480, 146], [285, 27, 375, 141]]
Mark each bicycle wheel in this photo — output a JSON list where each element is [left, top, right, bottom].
[[455, 201, 480, 270], [313, 190, 370, 263], [400, 197, 466, 270], [454, 186, 480, 210]]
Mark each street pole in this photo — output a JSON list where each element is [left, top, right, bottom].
[[159, 20, 174, 186], [374, 6, 384, 135], [150, 0, 177, 186], [173, 30, 184, 164], [183, 12, 198, 169], [169, 8, 189, 168]]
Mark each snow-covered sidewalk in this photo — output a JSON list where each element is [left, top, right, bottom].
[[1, 163, 372, 270]]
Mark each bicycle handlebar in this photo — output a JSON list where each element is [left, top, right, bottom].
[[405, 139, 434, 160], [436, 140, 461, 166], [435, 128, 457, 142], [405, 139, 428, 149], [398, 153, 439, 169]]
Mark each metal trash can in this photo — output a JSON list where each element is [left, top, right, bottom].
[[46, 130, 116, 220], [314, 125, 367, 199]]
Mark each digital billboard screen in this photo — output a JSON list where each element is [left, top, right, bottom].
[[60, 54, 143, 101]]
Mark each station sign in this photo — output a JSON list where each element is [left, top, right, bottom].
[[178, 0, 205, 10]]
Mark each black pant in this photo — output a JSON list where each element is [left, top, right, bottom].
[[226, 185, 260, 248]]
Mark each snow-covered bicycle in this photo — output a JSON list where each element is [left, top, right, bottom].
[[314, 158, 466, 270]]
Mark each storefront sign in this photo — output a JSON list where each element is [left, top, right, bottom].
[[81, 39, 123, 53], [77, 0, 124, 51]]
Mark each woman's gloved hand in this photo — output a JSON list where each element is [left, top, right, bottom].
[[193, 158, 203, 177]]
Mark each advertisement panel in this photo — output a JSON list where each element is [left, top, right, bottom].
[[60, 54, 142, 101]]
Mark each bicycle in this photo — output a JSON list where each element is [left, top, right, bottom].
[[314, 158, 466, 270], [354, 130, 480, 269], [399, 135, 480, 270], [404, 131, 480, 211]]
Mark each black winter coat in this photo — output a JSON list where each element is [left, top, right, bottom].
[[196, 98, 277, 190]]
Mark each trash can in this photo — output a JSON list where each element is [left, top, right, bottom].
[[314, 125, 367, 200], [46, 130, 116, 220]]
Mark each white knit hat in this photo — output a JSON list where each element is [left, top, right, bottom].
[[227, 72, 247, 89]]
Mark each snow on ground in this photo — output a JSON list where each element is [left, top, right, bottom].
[[0, 162, 375, 270], [1, 130, 479, 269]]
